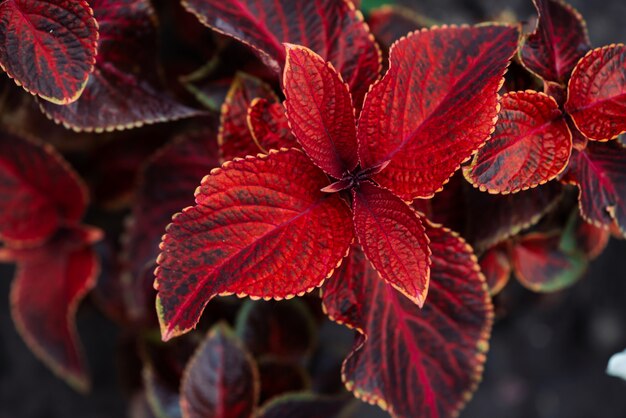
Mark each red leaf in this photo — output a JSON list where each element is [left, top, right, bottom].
[[4, 226, 102, 392], [323, 224, 492, 418], [0, 0, 98, 104], [155, 149, 353, 340], [519, 0, 590, 83], [367, 5, 427, 54], [479, 245, 511, 296], [220, 73, 278, 161], [562, 142, 626, 236], [573, 216, 611, 260], [235, 300, 317, 361], [39, 0, 203, 132], [352, 182, 431, 307], [257, 394, 348, 418], [357, 25, 519, 200], [180, 323, 259, 418], [247, 98, 298, 153], [510, 232, 587, 292], [566, 45, 626, 141], [181, 0, 381, 105], [283, 45, 358, 178], [0, 130, 87, 246], [122, 130, 219, 325], [464, 91, 572, 193]]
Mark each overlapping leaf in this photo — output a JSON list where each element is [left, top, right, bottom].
[[562, 142, 626, 236], [352, 182, 431, 307], [181, 0, 381, 104], [180, 323, 259, 418], [367, 5, 428, 53], [247, 99, 297, 152], [479, 245, 511, 296], [40, 0, 203, 132], [519, 0, 590, 83], [220, 73, 278, 161], [2, 226, 102, 392], [566, 45, 626, 140], [283, 45, 358, 178], [256, 394, 348, 418], [155, 148, 353, 340], [357, 25, 520, 200], [323, 225, 492, 418], [0, 0, 98, 104], [464, 91, 571, 193], [0, 130, 87, 246]]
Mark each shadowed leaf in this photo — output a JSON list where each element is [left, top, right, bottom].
[[0, 0, 98, 104], [257, 359, 309, 404], [257, 394, 348, 418], [479, 245, 511, 296], [247, 98, 298, 152], [155, 149, 353, 340]]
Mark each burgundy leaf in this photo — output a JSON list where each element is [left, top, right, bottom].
[[0, 130, 87, 246], [562, 141, 626, 236], [519, 0, 590, 83], [357, 25, 520, 200], [3, 226, 102, 392], [464, 91, 572, 193], [155, 149, 353, 340], [180, 323, 259, 418], [39, 0, 203, 132], [479, 245, 511, 296], [220, 73, 278, 161], [352, 181, 431, 307], [257, 359, 309, 404], [257, 394, 348, 418], [181, 0, 381, 105], [0, 0, 98, 104], [247, 98, 298, 152], [283, 45, 358, 178], [566, 45, 626, 141], [367, 5, 427, 55], [323, 224, 492, 418]]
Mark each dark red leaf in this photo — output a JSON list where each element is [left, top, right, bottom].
[[121, 129, 219, 325], [566, 45, 626, 141], [143, 364, 182, 418], [352, 181, 431, 307], [479, 245, 511, 296], [257, 394, 348, 418], [323, 224, 492, 418], [257, 359, 309, 404], [519, 0, 590, 83], [181, 0, 381, 105], [0, 0, 98, 104], [235, 300, 317, 361], [0, 130, 87, 246], [155, 149, 353, 340], [283, 45, 358, 178], [357, 25, 519, 200], [220, 73, 278, 161], [571, 214, 611, 260], [464, 91, 572, 193], [367, 5, 427, 54], [510, 232, 587, 292], [3, 226, 102, 392], [180, 323, 259, 418], [562, 141, 626, 236], [39, 0, 203, 132], [247, 98, 298, 152]]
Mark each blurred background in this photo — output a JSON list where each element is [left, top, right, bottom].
[[2, 0, 626, 417]]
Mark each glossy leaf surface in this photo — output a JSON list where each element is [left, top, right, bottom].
[[247, 99, 298, 152], [357, 25, 519, 200], [220, 74, 278, 161], [562, 142, 626, 236], [284, 45, 358, 178], [0, 131, 87, 246], [0, 0, 98, 104], [352, 182, 431, 307], [4, 226, 102, 392], [566, 45, 626, 140], [155, 149, 353, 340], [40, 0, 202, 132], [520, 0, 590, 83], [464, 91, 571, 193], [257, 394, 348, 418], [180, 324, 259, 418], [182, 0, 380, 104], [323, 225, 492, 418]]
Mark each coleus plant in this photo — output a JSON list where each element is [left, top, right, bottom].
[[0, 0, 625, 417]]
